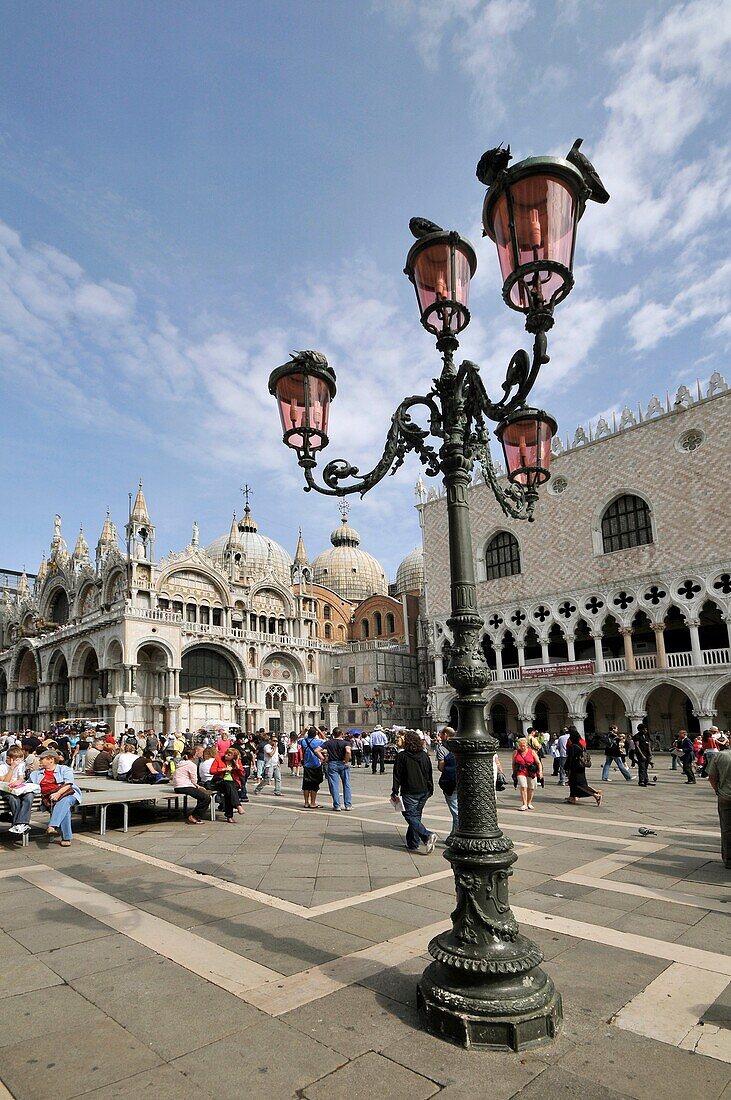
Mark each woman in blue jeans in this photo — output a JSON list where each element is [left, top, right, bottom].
[[30, 749, 82, 846], [391, 731, 438, 853]]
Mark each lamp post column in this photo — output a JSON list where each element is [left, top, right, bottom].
[[417, 381, 562, 1051]]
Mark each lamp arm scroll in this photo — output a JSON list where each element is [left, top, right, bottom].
[[302, 393, 443, 498]]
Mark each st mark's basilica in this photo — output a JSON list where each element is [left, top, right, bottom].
[[0, 487, 424, 736]]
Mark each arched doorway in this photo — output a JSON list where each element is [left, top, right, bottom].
[[181, 645, 239, 730], [78, 650, 100, 711], [47, 651, 69, 723], [585, 686, 628, 737], [488, 691, 520, 744], [532, 690, 568, 735], [713, 681, 731, 730], [16, 649, 39, 729], [137, 644, 172, 731], [644, 683, 699, 742]]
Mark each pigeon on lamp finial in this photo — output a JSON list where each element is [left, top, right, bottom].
[[566, 138, 610, 203], [475, 143, 512, 187], [409, 217, 444, 239]]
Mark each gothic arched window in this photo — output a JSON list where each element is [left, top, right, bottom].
[[485, 532, 521, 581], [601, 495, 653, 554]]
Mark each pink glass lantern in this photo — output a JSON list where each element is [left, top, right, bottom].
[[268, 354, 337, 453], [482, 157, 586, 326], [405, 230, 477, 337], [496, 407, 558, 489]]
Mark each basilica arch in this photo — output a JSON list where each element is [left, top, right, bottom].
[[13, 646, 40, 729], [180, 643, 243, 730], [46, 649, 70, 722]]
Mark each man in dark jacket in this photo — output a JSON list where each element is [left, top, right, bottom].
[[634, 724, 653, 787], [391, 731, 438, 853], [678, 729, 696, 784]]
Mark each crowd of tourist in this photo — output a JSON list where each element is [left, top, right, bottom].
[[1, 719, 728, 866]]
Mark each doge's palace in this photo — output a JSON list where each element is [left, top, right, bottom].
[[419, 373, 731, 744]]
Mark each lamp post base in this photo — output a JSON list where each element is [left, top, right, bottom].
[[417, 961, 562, 1051]]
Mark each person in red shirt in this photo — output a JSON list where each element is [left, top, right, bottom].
[[512, 737, 543, 811], [210, 747, 245, 823]]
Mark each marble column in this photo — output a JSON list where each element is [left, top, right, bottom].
[[627, 713, 644, 738], [540, 640, 550, 665], [520, 713, 532, 736], [592, 633, 605, 674], [693, 711, 716, 734], [517, 644, 525, 669], [688, 619, 703, 666], [494, 644, 504, 682], [651, 623, 668, 668], [620, 628, 635, 672], [566, 635, 576, 663], [568, 714, 585, 737]]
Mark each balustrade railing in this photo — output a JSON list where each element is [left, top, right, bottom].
[[667, 650, 693, 668], [701, 647, 730, 665], [431, 644, 730, 688]]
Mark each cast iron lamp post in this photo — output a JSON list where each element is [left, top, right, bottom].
[[269, 147, 607, 1050], [363, 686, 396, 726]]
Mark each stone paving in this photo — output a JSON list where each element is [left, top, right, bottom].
[[0, 760, 729, 1099]]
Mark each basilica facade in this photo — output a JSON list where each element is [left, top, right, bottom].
[[419, 372, 731, 745], [0, 489, 423, 736]]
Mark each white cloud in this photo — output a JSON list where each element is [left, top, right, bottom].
[[377, 0, 533, 116], [587, 0, 731, 259], [628, 258, 731, 351]]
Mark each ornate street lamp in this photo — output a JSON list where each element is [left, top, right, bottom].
[[364, 686, 396, 726], [269, 142, 607, 1051]]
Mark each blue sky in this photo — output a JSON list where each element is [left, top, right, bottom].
[[1, 0, 729, 580]]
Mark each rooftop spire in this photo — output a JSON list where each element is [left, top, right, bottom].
[[73, 526, 90, 563], [225, 512, 241, 549], [98, 509, 116, 548], [294, 527, 308, 566], [130, 480, 151, 524]]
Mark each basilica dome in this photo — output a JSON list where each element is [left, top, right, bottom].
[[312, 517, 388, 602], [206, 506, 292, 587], [395, 546, 424, 595]]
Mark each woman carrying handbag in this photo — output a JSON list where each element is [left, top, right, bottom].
[[512, 736, 542, 811]]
